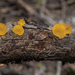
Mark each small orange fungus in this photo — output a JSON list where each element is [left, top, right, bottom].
[[0, 23, 8, 35], [52, 24, 66, 39], [59, 23, 72, 34], [12, 25, 24, 36], [18, 19, 25, 26], [52, 23, 72, 39]]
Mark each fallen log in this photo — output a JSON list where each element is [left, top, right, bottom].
[[0, 21, 75, 63]]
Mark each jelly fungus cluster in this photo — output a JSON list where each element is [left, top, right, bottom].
[[52, 23, 72, 39], [0, 20, 72, 38], [12, 19, 25, 36]]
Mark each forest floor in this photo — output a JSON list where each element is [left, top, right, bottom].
[[0, 0, 75, 75]]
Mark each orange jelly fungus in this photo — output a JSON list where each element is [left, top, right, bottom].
[[18, 19, 25, 26], [59, 23, 72, 34], [12, 25, 24, 36], [52, 23, 66, 39], [0, 23, 8, 35], [52, 23, 72, 39]]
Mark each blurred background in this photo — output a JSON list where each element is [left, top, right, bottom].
[[0, 0, 75, 75]]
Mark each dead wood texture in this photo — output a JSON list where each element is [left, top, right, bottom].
[[0, 22, 75, 63]]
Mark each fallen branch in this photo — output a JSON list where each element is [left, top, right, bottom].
[[0, 21, 75, 63]]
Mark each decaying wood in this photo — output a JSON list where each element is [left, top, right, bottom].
[[0, 21, 75, 63]]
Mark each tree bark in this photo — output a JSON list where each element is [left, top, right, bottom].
[[0, 22, 75, 63]]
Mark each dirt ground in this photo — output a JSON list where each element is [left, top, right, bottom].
[[0, 0, 75, 75]]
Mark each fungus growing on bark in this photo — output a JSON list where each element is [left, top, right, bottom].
[[52, 23, 72, 39], [18, 19, 25, 26], [12, 25, 24, 36], [0, 23, 8, 35], [52, 23, 66, 39]]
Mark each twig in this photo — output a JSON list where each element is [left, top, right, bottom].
[[17, 0, 56, 25], [56, 61, 62, 75], [40, 0, 47, 14], [40, 13, 56, 25], [39, 0, 56, 25], [17, 0, 37, 15], [61, 0, 67, 22]]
